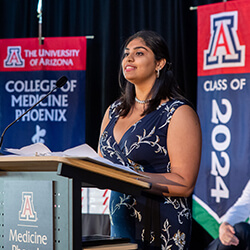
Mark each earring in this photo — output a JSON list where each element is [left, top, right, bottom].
[[156, 68, 160, 78]]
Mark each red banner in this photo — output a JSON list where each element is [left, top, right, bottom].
[[0, 37, 86, 72], [198, 0, 250, 76]]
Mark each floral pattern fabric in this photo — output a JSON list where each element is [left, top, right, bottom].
[[99, 99, 192, 249]]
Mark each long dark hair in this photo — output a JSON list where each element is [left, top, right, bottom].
[[118, 30, 186, 117]]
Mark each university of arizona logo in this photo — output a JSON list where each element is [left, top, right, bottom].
[[4, 46, 25, 68], [204, 11, 245, 70], [19, 192, 38, 222]]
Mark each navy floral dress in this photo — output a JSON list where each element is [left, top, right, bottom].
[[99, 99, 192, 250]]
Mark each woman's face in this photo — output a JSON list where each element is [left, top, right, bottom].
[[122, 38, 158, 86]]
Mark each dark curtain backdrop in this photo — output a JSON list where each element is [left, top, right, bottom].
[[0, 0, 224, 249]]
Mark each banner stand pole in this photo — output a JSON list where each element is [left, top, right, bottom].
[[37, 0, 44, 45], [190, 0, 227, 11], [36, 0, 94, 43]]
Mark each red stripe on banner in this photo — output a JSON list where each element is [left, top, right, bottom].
[[103, 197, 109, 206], [102, 205, 108, 214], [103, 189, 108, 197], [198, 0, 250, 76], [0, 37, 86, 72]]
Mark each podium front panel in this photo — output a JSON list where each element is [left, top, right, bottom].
[[0, 171, 76, 250], [4, 180, 53, 249]]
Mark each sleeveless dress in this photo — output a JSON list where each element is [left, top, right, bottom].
[[99, 99, 192, 250]]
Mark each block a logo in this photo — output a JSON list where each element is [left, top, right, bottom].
[[204, 11, 245, 70], [4, 46, 25, 68], [19, 192, 38, 222]]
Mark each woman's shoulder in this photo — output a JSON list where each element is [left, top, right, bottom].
[[169, 100, 200, 129]]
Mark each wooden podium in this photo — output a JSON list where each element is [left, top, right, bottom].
[[0, 156, 150, 249]]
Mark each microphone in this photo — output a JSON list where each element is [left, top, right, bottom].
[[0, 76, 68, 152]]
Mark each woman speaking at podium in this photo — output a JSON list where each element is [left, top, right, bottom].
[[98, 30, 202, 249]]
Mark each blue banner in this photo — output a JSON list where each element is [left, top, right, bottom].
[[193, 1, 250, 238], [0, 37, 87, 152]]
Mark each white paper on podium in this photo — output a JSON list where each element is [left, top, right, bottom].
[[5, 143, 51, 156], [4, 143, 148, 177]]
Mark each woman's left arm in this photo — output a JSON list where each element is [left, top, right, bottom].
[[141, 105, 202, 197]]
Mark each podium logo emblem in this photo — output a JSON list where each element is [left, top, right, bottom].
[[19, 192, 38, 222], [204, 11, 245, 70], [4, 46, 25, 68]]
